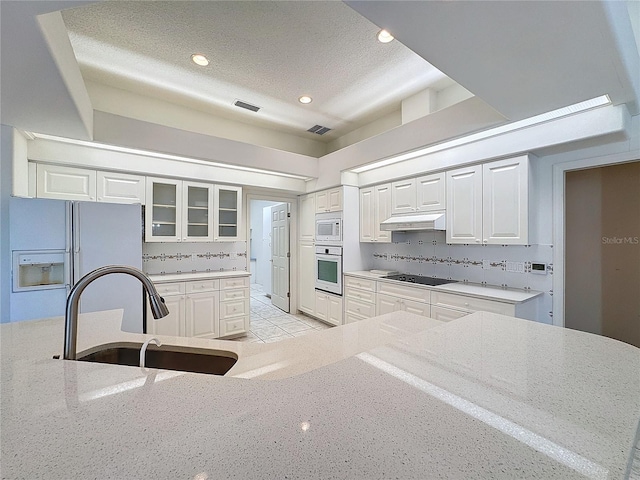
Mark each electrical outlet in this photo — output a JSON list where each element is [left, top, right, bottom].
[[482, 259, 490, 270], [506, 261, 525, 273]]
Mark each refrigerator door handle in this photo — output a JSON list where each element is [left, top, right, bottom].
[[72, 202, 81, 285]]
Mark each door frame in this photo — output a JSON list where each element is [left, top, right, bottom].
[[244, 191, 298, 308], [552, 149, 639, 327]]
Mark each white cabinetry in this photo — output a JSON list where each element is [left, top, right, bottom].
[[36, 164, 96, 201], [316, 187, 342, 213], [214, 185, 242, 241], [183, 182, 214, 242], [359, 183, 391, 243], [447, 156, 529, 245], [344, 276, 377, 323], [298, 242, 316, 316], [97, 171, 145, 204], [376, 282, 431, 317], [391, 173, 445, 215], [36, 164, 145, 204], [145, 177, 183, 242], [148, 276, 249, 339], [315, 290, 343, 326], [299, 193, 316, 242]]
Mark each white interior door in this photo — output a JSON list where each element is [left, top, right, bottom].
[[271, 203, 290, 312]]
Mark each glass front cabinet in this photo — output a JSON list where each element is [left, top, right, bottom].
[[214, 185, 242, 242], [146, 178, 183, 242], [145, 178, 241, 243]]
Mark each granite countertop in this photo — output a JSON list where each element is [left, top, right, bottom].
[[345, 270, 543, 303], [148, 270, 251, 283], [2, 310, 639, 479]]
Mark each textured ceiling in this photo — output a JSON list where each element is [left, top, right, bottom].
[[62, 1, 455, 142]]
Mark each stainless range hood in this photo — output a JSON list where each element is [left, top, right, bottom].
[[380, 212, 446, 231]]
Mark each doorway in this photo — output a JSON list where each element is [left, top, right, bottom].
[[565, 161, 640, 348], [248, 199, 291, 313]]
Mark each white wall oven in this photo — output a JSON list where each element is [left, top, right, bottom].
[[315, 245, 342, 295], [315, 212, 342, 244]]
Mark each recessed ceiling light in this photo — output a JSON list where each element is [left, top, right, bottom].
[[298, 95, 313, 104], [191, 54, 209, 66], [377, 29, 394, 43]]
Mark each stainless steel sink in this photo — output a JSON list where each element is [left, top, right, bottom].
[[78, 343, 238, 376]]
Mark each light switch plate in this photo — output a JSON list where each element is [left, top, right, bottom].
[[482, 259, 490, 270], [506, 261, 525, 273]]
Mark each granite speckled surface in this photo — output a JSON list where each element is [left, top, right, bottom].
[[2, 310, 639, 479], [346, 270, 543, 303]]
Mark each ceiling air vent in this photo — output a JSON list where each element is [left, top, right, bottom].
[[307, 125, 332, 135], [234, 100, 260, 112]]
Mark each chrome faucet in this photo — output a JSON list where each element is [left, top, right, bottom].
[[63, 265, 170, 360]]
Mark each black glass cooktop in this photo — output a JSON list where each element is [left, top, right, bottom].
[[383, 274, 457, 286]]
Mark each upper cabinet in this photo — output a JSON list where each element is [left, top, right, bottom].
[[146, 177, 183, 242], [360, 183, 392, 243], [447, 156, 529, 245], [97, 171, 145, 204], [299, 193, 316, 242], [37, 164, 96, 202], [391, 173, 445, 215], [315, 187, 342, 213], [145, 179, 242, 243], [36, 164, 145, 204], [183, 182, 214, 242], [214, 185, 242, 242]]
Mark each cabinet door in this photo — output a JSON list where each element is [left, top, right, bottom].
[[359, 187, 375, 242], [314, 291, 328, 321], [315, 190, 329, 213], [298, 242, 316, 315], [416, 173, 445, 212], [446, 165, 482, 244], [97, 172, 145, 204], [391, 179, 416, 215], [146, 177, 182, 242], [147, 295, 184, 336], [183, 182, 214, 242], [374, 183, 392, 243], [327, 188, 342, 212], [376, 294, 402, 315], [327, 294, 343, 326], [299, 194, 316, 242], [482, 157, 529, 245], [37, 164, 96, 201], [185, 291, 218, 338], [214, 185, 242, 241]]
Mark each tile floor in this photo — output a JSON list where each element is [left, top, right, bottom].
[[228, 283, 333, 344]]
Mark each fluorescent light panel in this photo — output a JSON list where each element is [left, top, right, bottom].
[[351, 95, 612, 173]]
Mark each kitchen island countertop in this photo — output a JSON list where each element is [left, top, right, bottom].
[[1, 309, 639, 479]]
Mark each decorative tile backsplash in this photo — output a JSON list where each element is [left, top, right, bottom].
[[363, 230, 554, 323], [143, 241, 248, 276]]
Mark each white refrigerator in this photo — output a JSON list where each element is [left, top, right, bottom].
[[9, 197, 144, 331]]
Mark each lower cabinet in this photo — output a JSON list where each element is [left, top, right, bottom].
[[376, 293, 430, 317], [147, 276, 249, 339], [430, 305, 468, 322], [314, 291, 343, 326], [298, 242, 316, 316]]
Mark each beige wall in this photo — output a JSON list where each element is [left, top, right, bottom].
[[565, 161, 640, 348]]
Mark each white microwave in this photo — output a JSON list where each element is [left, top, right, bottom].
[[315, 212, 342, 244]]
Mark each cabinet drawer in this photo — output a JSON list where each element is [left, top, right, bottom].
[[345, 311, 367, 324], [221, 276, 250, 290], [344, 276, 376, 292], [219, 316, 248, 337], [219, 298, 249, 319], [154, 282, 185, 296], [403, 299, 430, 317], [431, 291, 514, 315], [344, 285, 376, 304], [185, 279, 219, 293], [219, 287, 249, 302], [344, 296, 376, 318], [430, 305, 467, 322], [377, 281, 430, 303]]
